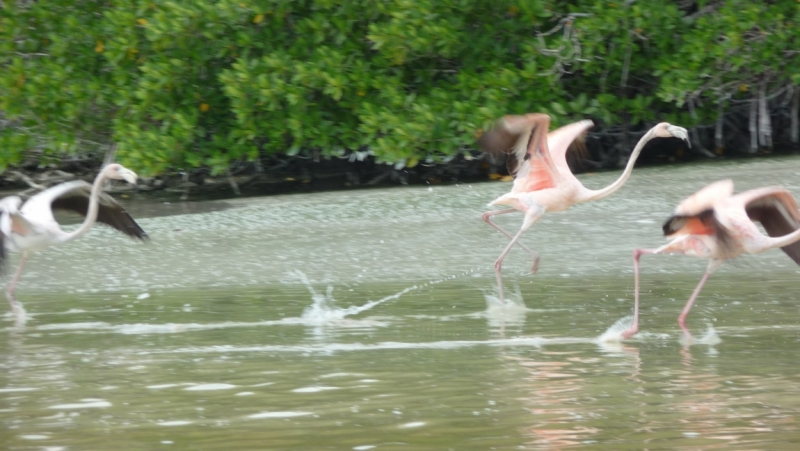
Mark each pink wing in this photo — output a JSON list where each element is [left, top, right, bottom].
[[545, 120, 594, 183], [674, 179, 734, 217], [478, 113, 561, 191], [518, 114, 562, 192], [662, 180, 734, 238]]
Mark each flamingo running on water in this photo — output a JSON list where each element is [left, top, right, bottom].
[[0, 163, 148, 321], [479, 114, 690, 301], [623, 179, 800, 339]]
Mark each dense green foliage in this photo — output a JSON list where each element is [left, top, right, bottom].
[[0, 1, 798, 175]]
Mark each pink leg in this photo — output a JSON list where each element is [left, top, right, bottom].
[[483, 209, 540, 273], [677, 271, 712, 337], [492, 212, 541, 302], [6, 254, 28, 315], [621, 248, 655, 339]]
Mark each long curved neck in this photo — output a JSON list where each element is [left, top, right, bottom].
[[579, 129, 655, 203], [59, 168, 109, 243]]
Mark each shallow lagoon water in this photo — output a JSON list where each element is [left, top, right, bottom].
[[3, 158, 800, 449]]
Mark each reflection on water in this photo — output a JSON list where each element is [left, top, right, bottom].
[[4, 275, 800, 450], [3, 158, 800, 449]]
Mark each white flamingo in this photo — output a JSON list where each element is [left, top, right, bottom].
[[0, 163, 147, 321]]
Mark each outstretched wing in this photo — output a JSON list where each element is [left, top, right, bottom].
[[674, 179, 734, 217], [477, 113, 560, 191], [52, 184, 148, 240], [22, 180, 148, 240], [545, 119, 594, 183], [743, 187, 800, 265]]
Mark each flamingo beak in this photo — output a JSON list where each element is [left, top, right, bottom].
[[120, 168, 138, 185], [666, 125, 691, 148]]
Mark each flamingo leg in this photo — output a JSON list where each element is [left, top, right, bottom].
[[621, 248, 655, 339], [493, 212, 542, 302], [677, 273, 711, 337], [482, 209, 540, 273], [6, 253, 28, 315], [622, 246, 689, 339], [677, 260, 721, 337]]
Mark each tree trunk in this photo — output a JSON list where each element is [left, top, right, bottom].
[[620, 43, 631, 89], [749, 96, 758, 153], [792, 86, 799, 149], [687, 97, 715, 157], [714, 102, 724, 152], [227, 169, 241, 195], [102, 143, 117, 168], [102, 143, 117, 190], [758, 81, 772, 149]]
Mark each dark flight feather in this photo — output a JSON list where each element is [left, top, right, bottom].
[[477, 118, 590, 178], [49, 185, 148, 240], [746, 199, 800, 265]]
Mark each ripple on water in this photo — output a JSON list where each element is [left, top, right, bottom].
[[20, 435, 49, 440], [248, 411, 313, 419], [184, 384, 236, 391], [49, 400, 111, 409], [292, 386, 339, 393], [0, 387, 38, 393], [157, 421, 192, 426], [147, 384, 184, 389], [320, 372, 363, 378], [399, 421, 426, 428]]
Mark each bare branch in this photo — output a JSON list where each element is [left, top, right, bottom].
[[683, 1, 723, 23], [715, 101, 724, 150], [8, 171, 46, 190], [620, 43, 632, 88]]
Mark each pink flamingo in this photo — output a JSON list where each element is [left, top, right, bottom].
[[479, 114, 689, 301], [623, 179, 800, 339]]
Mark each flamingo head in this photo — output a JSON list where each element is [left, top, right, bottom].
[[653, 122, 691, 148], [105, 163, 139, 185]]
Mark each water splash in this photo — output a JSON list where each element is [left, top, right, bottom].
[[479, 284, 530, 330], [483, 283, 527, 311], [597, 315, 636, 343], [19, 266, 485, 335], [3, 303, 30, 327], [294, 270, 417, 324], [680, 323, 722, 347], [294, 267, 484, 325]]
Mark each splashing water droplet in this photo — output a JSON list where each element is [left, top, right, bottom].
[[598, 315, 635, 343], [292, 271, 415, 324], [680, 323, 722, 346]]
